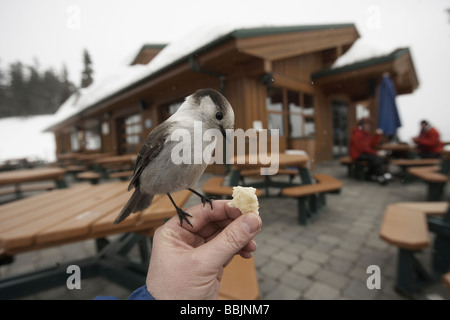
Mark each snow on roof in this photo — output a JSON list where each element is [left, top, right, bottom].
[[46, 23, 244, 130], [46, 64, 149, 130], [332, 38, 395, 69], [47, 22, 355, 131]]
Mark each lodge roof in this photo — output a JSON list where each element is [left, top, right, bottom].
[[310, 39, 419, 99], [45, 23, 358, 132], [125, 23, 358, 90], [129, 43, 168, 66], [312, 47, 411, 79]]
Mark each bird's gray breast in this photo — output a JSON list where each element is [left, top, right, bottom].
[[138, 134, 212, 195]]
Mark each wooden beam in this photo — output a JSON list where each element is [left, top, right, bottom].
[[272, 74, 315, 93], [237, 27, 359, 60]]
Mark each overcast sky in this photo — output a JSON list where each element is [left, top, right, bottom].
[[1, 0, 449, 142]]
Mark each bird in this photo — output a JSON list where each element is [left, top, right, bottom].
[[114, 88, 235, 227]]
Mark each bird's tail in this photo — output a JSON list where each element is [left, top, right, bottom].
[[114, 188, 154, 224]]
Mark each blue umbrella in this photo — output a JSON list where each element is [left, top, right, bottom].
[[377, 74, 401, 136]]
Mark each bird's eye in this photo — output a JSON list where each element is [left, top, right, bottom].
[[216, 112, 223, 121]]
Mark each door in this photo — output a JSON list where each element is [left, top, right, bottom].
[[332, 100, 349, 158]]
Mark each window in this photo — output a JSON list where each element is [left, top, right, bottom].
[[117, 113, 142, 154], [160, 100, 184, 121], [266, 87, 284, 136], [84, 119, 101, 151], [167, 101, 183, 115], [303, 93, 316, 136], [266, 87, 316, 138], [70, 129, 80, 152], [85, 127, 101, 151], [125, 114, 142, 145], [287, 91, 302, 138]]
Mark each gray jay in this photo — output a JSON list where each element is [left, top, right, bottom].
[[114, 88, 235, 226]]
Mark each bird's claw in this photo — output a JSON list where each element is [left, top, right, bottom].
[[200, 195, 214, 210], [186, 187, 214, 210], [176, 207, 193, 228]]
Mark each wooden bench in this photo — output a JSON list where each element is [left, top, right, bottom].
[[219, 256, 259, 300], [380, 204, 431, 250], [0, 182, 55, 200], [108, 170, 134, 180], [92, 155, 136, 179], [282, 174, 343, 225], [339, 156, 368, 180], [389, 158, 441, 182], [202, 176, 263, 199], [0, 167, 67, 202], [379, 202, 450, 295], [240, 168, 299, 184], [64, 165, 88, 174], [76, 171, 101, 184], [407, 166, 448, 201]]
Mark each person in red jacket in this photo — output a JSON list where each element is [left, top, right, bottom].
[[349, 117, 391, 185], [412, 120, 443, 158]]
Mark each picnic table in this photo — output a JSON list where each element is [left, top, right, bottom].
[[56, 152, 81, 167], [379, 143, 416, 152], [0, 181, 260, 300], [0, 167, 67, 201], [378, 143, 417, 159], [219, 152, 342, 225], [91, 154, 137, 179], [0, 167, 66, 187], [379, 202, 450, 296], [92, 154, 137, 167], [76, 152, 112, 165], [229, 152, 312, 190], [0, 181, 191, 299]]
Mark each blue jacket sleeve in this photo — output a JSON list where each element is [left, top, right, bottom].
[[128, 285, 155, 300], [94, 285, 155, 300]]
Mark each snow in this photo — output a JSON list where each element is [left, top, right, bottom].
[[4, 22, 305, 164], [0, 115, 56, 163], [332, 38, 396, 69], [52, 24, 391, 127], [0, 23, 418, 164], [46, 21, 303, 130], [1, 22, 268, 164], [46, 64, 149, 130]]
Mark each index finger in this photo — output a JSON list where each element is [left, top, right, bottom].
[[187, 199, 243, 229], [163, 200, 242, 240]]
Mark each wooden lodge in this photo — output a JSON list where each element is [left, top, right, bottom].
[[46, 23, 418, 169]]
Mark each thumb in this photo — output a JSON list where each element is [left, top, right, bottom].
[[199, 212, 261, 268]]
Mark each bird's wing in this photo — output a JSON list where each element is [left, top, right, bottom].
[[127, 122, 172, 191], [127, 143, 163, 191]]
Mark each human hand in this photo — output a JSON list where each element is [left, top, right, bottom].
[[375, 128, 383, 135], [145, 200, 262, 300]]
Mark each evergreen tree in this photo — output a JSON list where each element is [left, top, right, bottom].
[[0, 59, 77, 118], [43, 68, 64, 113], [27, 63, 45, 114], [0, 61, 6, 117], [9, 62, 26, 116], [81, 49, 94, 88], [60, 64, 76, 105]]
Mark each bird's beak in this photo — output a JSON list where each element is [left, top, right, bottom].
[[219, 125, 232, 143]]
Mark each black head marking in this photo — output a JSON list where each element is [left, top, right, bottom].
[[191, 88, 227, 113]]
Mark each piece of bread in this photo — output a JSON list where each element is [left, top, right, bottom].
[[227, 186, 259, 214]]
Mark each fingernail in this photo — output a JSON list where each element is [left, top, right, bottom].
[[242, 213, 261, 235]]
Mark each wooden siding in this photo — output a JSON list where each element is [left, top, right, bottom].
[[49, 24, 417, 164], [236, 26, 359, 61]]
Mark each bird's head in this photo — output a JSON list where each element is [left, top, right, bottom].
[[181, 88, 235, 138]]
